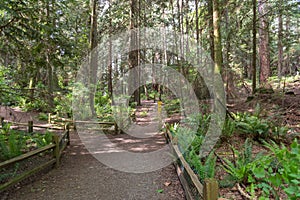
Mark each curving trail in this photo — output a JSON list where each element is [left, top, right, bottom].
[[5, 101, 185, 200]]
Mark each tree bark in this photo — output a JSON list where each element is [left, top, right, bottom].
[[108, 0, 113, 99], [277, 0, 283, 79], [285, 15, 291, 75], [258, 0, 270, 86], [129, 0, 140, 105], [89, 0, 98, 116], [252, 0, 257, 93], [195, 0, 199, 56], [208, 0, 215, 61], [213, 0, 222, 75]]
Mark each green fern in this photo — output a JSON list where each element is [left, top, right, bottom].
[[244, 138, 253, 164], [187, 149, 216, 183], [222, 139, 254, 184], [7, 132, 23, 158], [0, 134, 10, 160]]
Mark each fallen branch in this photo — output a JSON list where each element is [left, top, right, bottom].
[[237, 183, 256, 200]]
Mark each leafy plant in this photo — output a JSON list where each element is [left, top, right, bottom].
[[0, 123, 11, 135], [0, 131, 24, 160], [221, 117, 235, 141], [32, 131, 53, 148], [0, 129, 54, 161], [221, 139, 263, 185], [186, 150, 217, 183], [270, 125, 288, 141], [174, 126, 196, 152], [260, 139, 300, 199], [235, 112, 269, 140], [164, 98, 181, 115], [221, 139, 300, 199], [183, 113, 211, 136], [37, 113, 48, 121]]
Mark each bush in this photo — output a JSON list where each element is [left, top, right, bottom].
[[235, 113, 269, 140], [0, 128, 53, 161]]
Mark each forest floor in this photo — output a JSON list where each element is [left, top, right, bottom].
[[1, 78, 299, 200], [1, 101, 185, 200], [218, 78, 300, 199]]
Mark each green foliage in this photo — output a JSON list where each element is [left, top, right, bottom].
[[270, 125, 288, 141], [139, 111, 147, 118], [220, 138, 300, 199], [37, 113, 49, 121], [95, 92, 114, 122], [234, 112, 289, 142], [183, 113, 211, 136], [164, 98, 181, 115], [54, 92, 72, 117], [31, 131, 53, 148], [222, 139, 257, 185], [186, 150, 217, 183], [170, 113, 217, 183], [259, 139, 300, 199], [18, 96, 49, 112], [174, 126, 196, 152], [0, 123, 11, 135], [221, 117, 235, 141], [0, 129, 53, 161], [0, 131, 24, 160], [235, 113, 269, 140]]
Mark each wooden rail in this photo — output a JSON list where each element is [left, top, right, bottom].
[[1, 119, 64, 131], [0, 121, 70, 192], [165, 127, 219, 200], [73, 120, 119, 134]]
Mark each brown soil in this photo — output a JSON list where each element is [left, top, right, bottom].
[[217, 80, 300, 199], [1, 101, 185, 200]]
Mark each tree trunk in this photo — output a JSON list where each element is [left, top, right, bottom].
[[195, 0, 199, 56], [208, 0, 215, 61], [213, 0, 222, 75], [258, 0, 270, 86], [252, 0, 257, 93], [285, 15, 291, 75], [129, 0, 140, 105], [108, 0, 113, 99], [46, 0, 54, 110], [277, 0, 283, 79], [224, 4, 236, 98], [89, 0, 98, 116]]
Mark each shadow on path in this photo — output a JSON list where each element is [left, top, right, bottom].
[[6, 101, 185, 200]]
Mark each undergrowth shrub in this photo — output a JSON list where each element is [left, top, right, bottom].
[[0, 128, 53, 161], [220, 138, 300, 199], [186, 150, 217, 183], [234, 112, 288, 142]]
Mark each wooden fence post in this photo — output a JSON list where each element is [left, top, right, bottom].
[[28, 121, 33, 133], [114, 122, 119, 134], [203, 178, 219, 200], [65, 123, 70, 145], [48, 113, 51, 124], [1, 117, 4, 127], [52, 134, 60, 168]]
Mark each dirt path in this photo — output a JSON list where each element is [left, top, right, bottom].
[[5, 101, 185, 200]]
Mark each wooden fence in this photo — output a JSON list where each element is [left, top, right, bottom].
[[72, 120, 120, 134], [165, 126, 219, 200], [0, 120, 70, 192]]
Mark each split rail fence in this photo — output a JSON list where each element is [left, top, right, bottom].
[[165, 125, 219, 200], [0, 119, 70, 192]]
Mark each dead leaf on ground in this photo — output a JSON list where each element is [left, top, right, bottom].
[[164, 181, 171, 186]]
